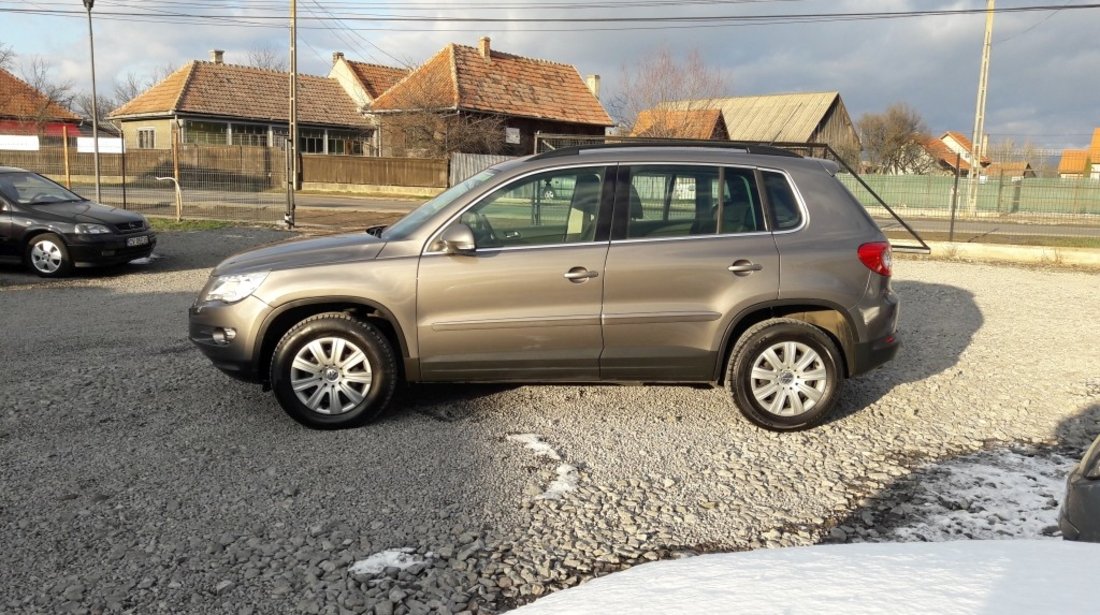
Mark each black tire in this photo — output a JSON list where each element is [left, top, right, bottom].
[[25, 232, 73, 278], [269, 312, 398, 429], [727, 318, 843, 431]]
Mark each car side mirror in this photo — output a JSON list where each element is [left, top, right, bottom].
[[440, 223, 476, 255]]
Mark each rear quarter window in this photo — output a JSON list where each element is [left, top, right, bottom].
[[762, 171, 802, 231]]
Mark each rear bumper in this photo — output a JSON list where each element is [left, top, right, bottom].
[[850, 334, 900, 377]]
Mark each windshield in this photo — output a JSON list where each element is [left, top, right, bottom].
[[382, 169, 498, 240], [0, 172, 85, 206]]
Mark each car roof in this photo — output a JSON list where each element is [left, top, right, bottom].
[[0, 166, 30, 174]]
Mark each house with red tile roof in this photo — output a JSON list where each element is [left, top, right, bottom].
[[328, 52, 408, 109], [109, 50, 373, 155], [1058, 149, 1090, 178], [630, 109, 728, 140], [368, 37, 612, 156], [914, 131, 996, 177], [940, 130, 991, 169], [0, 67, 85, 142]]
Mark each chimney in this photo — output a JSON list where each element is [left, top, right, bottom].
[[332, 51, 344, 66], [585, 74, 601, 100], [478, 36, 491, 61], [210, 49, 224, 64]]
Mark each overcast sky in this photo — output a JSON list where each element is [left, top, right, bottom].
[[1, 0, 1097, 149]]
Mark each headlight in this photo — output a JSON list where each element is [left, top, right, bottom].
[[73, 223, 112, 234], [203, 271, 269, 304]]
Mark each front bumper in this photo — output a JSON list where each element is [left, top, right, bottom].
[[67, 232, 157, 266], [188, 294, 272, 383]]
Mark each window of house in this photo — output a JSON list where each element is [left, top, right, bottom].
[[327, 129, 370, 156], [762, 171, 803, 230], [185, 121, 228, 145], [299, 129, 325, 154], [137, 128, 156, 149], [624, 166, 762, 239], [231, 124, 268, 147], [458, 168, 606, 249]]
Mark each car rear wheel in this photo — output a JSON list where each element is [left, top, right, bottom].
[[270, 312, 397, 429], [26, 233, 73, 278], [727, 318, 842, 431]]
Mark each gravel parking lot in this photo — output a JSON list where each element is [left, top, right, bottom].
[[2, 228, 1098, 615]]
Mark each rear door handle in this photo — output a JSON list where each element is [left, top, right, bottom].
[[563, 267, 599, 282], [728, 260, 763, 276]]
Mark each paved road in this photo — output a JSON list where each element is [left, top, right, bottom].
[[2, 229, 1098, 613]]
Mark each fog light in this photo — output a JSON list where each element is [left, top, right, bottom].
[[211, 327, 236, 345]]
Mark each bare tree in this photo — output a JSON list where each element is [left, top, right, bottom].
[[375, 62, 504, 157], [858, 103, 930, 174], [247, 44, 288, 72], [74, 91, 115, 125], [612, 47, 732, 137], [16, 57, 75, 132], [0, 41, 14, 71]]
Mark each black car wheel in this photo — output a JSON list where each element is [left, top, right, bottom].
[[26, 233, 73, 278], [270, 312, 397, 429], [727, 318, 843, 431]]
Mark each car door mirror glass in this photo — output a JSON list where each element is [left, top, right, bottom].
[[440, 223, 476, 255]]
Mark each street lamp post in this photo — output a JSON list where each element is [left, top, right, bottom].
[[83, 0, 102, 203]]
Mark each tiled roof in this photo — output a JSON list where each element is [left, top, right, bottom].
[[941, 130, 991, 164], [347, 61, 408, 99], [630, 109, 725, 139], [370, 43, 612, 126], [0, 67, 80, 121], [667, 92, 840, 142], [110, 61, 370, 128], [1058, 149, 1089, 175], [1089, 128, 1100, 163], [986, 162, 1032, 177], [918, 134, 972, 171]]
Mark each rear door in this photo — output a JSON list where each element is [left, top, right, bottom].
[[600, 164, 780, 381], [416, 165, 613, 381]]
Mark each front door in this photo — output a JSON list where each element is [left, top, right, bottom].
[[601, 164, 780, 381], [416, 166, 612, 381]]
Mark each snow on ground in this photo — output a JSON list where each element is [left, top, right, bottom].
[[506, 434, 562, 461], [514, 446, 1089, 612], [348, 548, 427, 576], [507, 433, 580, 499], [511, 540, 1096, 614], [867, 448, 1076, 542]]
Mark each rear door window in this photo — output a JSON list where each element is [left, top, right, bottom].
[[622, 165, 763, 239]]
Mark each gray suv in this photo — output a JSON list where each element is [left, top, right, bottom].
[[189, 144, 899, 431]]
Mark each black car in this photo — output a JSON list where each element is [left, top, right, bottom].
[[0, 167, 156, 277]]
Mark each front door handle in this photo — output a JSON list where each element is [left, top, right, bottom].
[[563, 267, 599, 282], [728, 260, 763, 276]]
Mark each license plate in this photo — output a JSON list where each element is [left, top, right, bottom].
[[127, 235, 149, 247]]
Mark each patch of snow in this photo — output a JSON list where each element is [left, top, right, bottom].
[[871, 449, 1074, 542], [538, 464, 579, 500], [512, 540, 1097, 614], [506, 433, 562, 460], [348, 548, 425, 576]]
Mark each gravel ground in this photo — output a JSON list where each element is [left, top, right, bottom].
[[1, 228, 1098, 615]]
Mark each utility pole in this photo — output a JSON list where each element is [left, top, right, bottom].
[[966, 0, 995, 214], [83, 0, 102, 203], [286, 0, 298, 228]]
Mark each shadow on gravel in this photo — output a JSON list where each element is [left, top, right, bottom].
[[826, 280, 983, 425], [815, 400, 1100, 548], [388, 383, 522, 423]]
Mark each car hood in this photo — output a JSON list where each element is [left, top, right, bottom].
[[211, 232, 387, 276], [27, 200, 146, 225]]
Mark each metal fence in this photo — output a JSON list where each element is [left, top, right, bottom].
[[1, 144, 288, 224]]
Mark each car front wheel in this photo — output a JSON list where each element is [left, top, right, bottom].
[[26, 233, 73, 277], [727, 318, 842, 431], [270, 312, 397, 429]]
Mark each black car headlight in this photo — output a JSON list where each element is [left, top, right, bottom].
[[74, 223, 112, 234]]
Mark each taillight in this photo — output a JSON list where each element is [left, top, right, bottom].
[[858, 242, 892, 276]]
